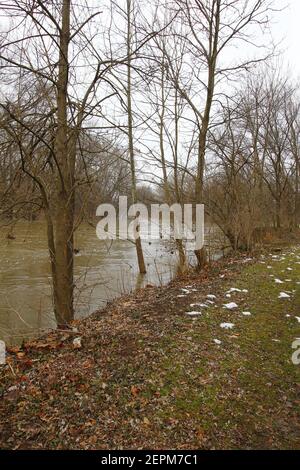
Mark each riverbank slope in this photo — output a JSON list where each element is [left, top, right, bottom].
[[0, 247, 300, 449]]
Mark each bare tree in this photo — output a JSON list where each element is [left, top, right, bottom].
[[162, 0, 274, 266], [125, 0, 146, 274], [0, 0, 120, 327]]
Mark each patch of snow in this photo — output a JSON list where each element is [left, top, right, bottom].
[[242, 311, 252, 316], [73, 337, 82, 349], [226, 288, 242, 293], [220, 322, 235, 329], [223, 302, 238, 310], [213, 339, 222, 345], [186, 311, 202, 316], [278, 292, 290, 299], [275, 278, 284, 284], [207, 294, 217, 300]]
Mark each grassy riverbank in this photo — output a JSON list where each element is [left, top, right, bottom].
[[0, 246, 300, 449]]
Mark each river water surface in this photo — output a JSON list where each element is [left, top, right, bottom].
[[0, 220, 225, 345], [0, 221, 182, 345]]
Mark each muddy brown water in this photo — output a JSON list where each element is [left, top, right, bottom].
[[0, 220, 225, 345]]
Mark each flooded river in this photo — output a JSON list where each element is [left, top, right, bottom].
[[0, 220, 226, 345], [0, 221, 182, 345]]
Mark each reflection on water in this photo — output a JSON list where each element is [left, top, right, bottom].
[[0, 221, 180, 345], [0, 220, 226, 345]]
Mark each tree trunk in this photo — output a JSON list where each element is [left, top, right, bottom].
[[193, 3, 220, 269], [275, 198, 281, 229], [53, 0, 74, 327], [294, 155, 299, 228], [194, 125, 208, 269], [126, 0, 146, 274]]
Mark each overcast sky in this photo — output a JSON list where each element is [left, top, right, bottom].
[[273, 0, 300, 78]]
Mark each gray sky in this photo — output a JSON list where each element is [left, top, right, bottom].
[[273, 0, 300, 77]]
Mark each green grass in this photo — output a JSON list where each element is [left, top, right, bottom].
[[142, 247, 300, 448]]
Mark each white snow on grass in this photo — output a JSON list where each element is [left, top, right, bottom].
[[295, 317, 300, 323], [226, 288, 242, 293], [206, 294, 217, 300], [220, 322, 235, 329], [213, 339, 222, 345], [242, 311, 252, 316], [223, 302, 238, 310], [278, 292, 290, 299], [185, 311, 202, 316], [190, 303, 208, 308], [225, 287, 248, 294], [274, 278, 284, 284]]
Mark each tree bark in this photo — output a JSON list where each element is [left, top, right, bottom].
[[194, 2, 220, 269], [126, 0, 146, 274], [53, 0, 74, 326]]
